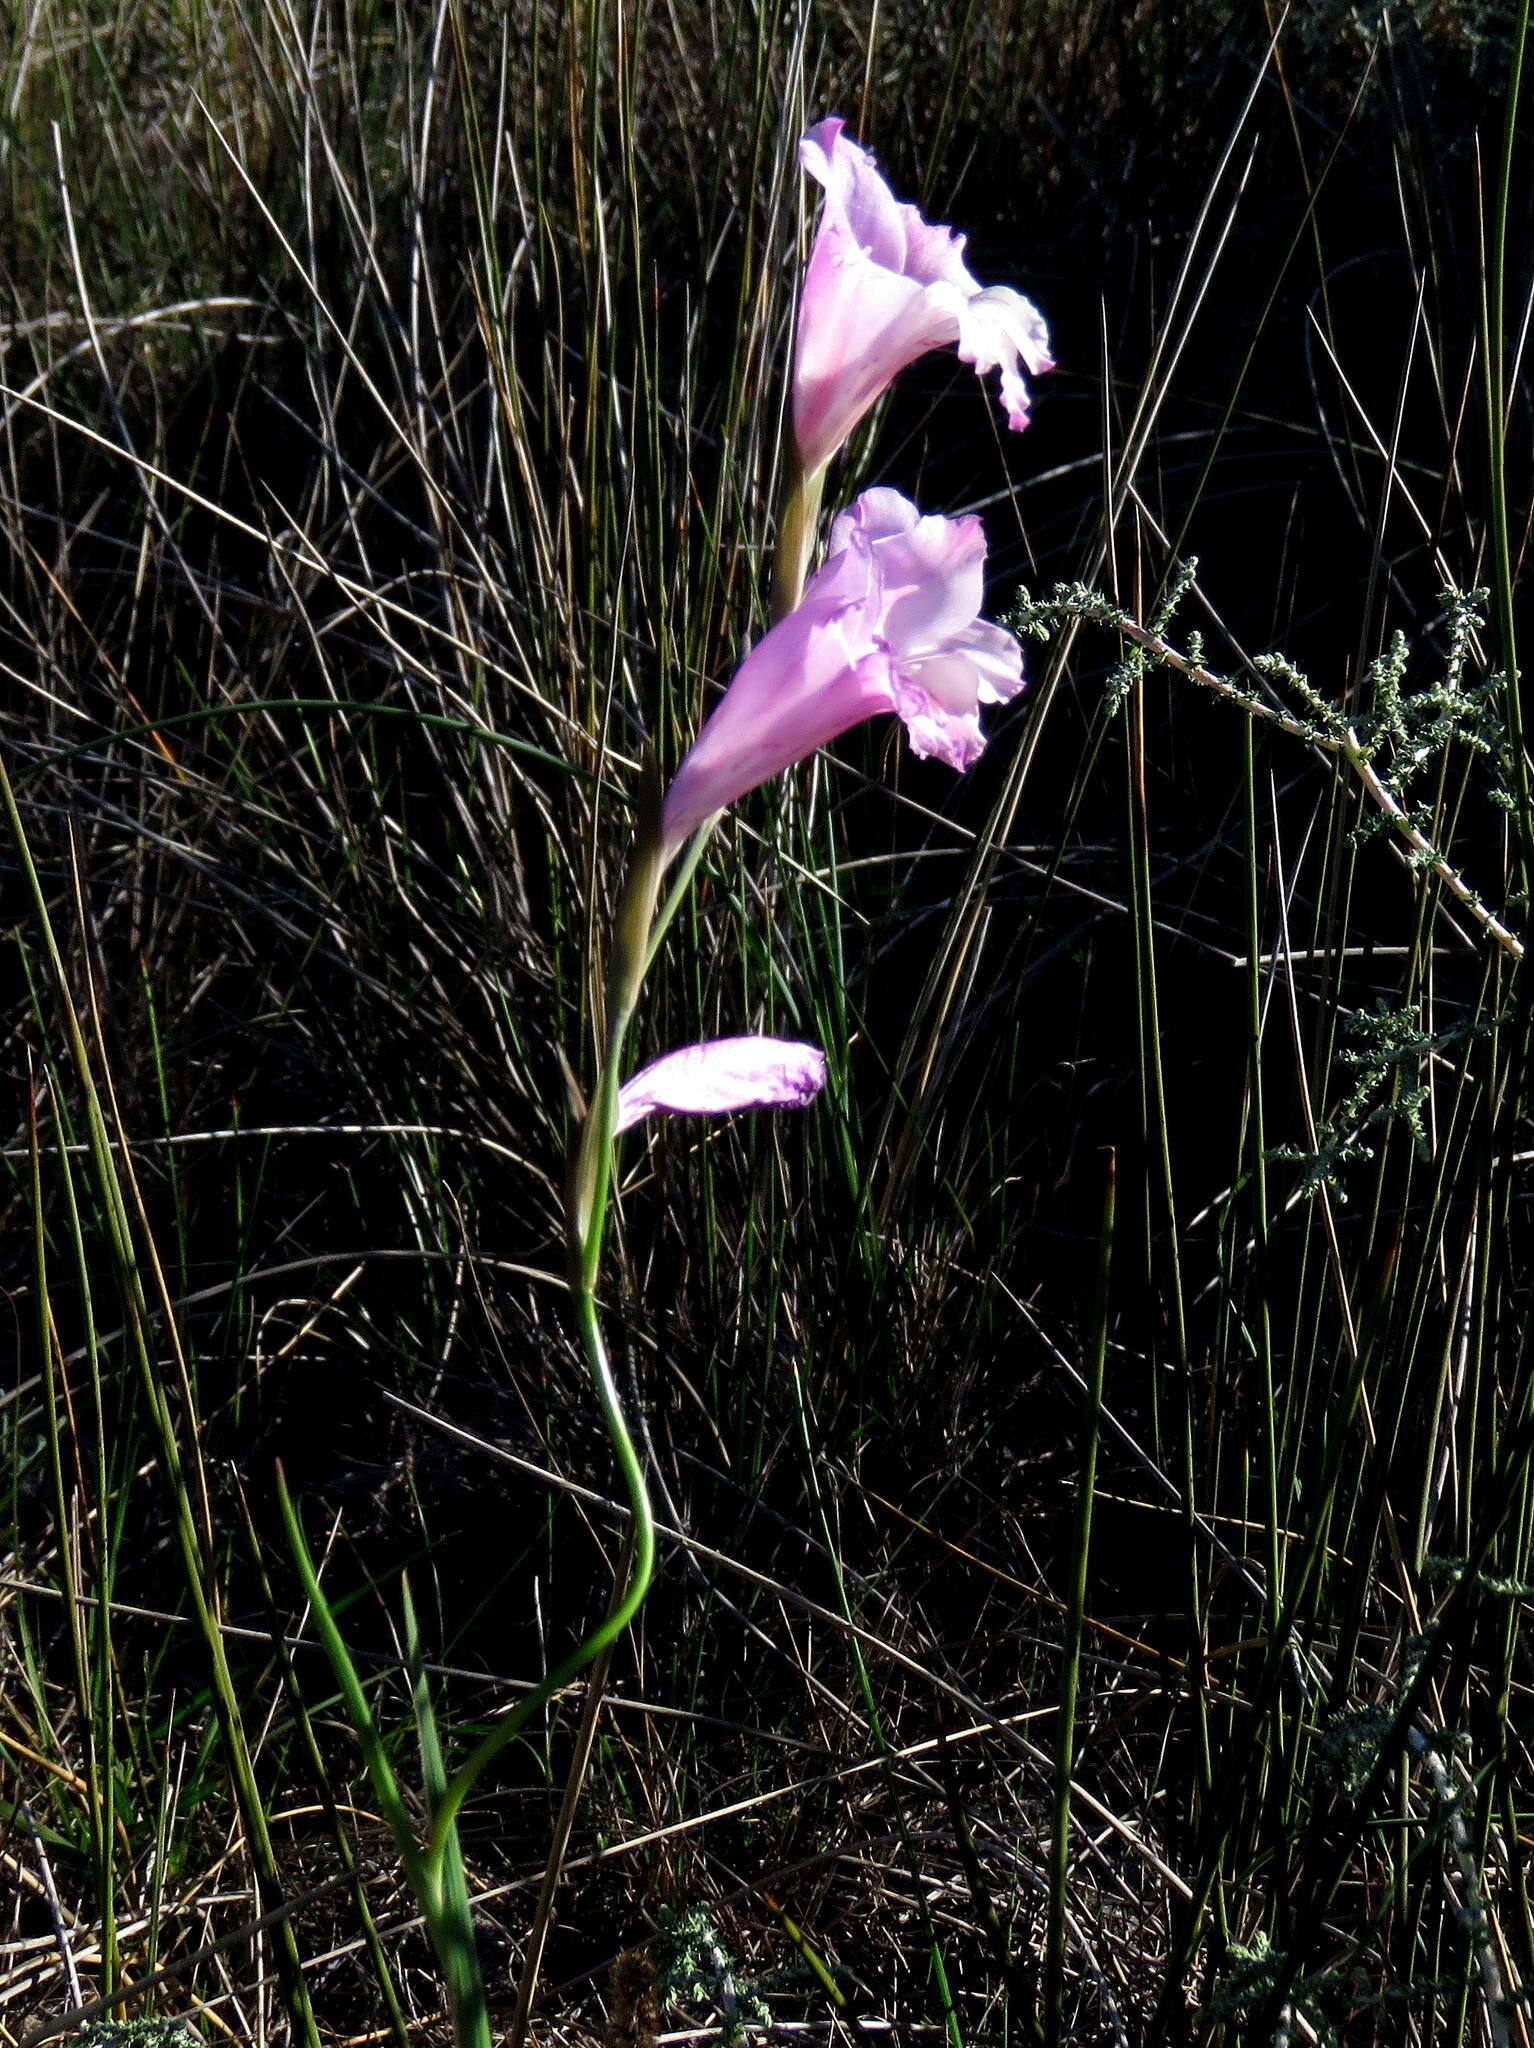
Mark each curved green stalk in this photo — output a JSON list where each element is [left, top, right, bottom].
[[420, 1303, 655, 1875], [279, 828, 672, 2048], [278, 810, 704, 2048], [425, 830, 667, 1876]]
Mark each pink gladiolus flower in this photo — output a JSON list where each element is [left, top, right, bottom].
[[615, 1037, 828, 1133], [661, 487, 1024, 851], [794, 116, 1054, 476]]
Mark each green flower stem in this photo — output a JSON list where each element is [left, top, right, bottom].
[[772, 452, 826, 623], [423, 828, 668, 1878], [279, 382, 819, 2032], [282, 814, 698, 2048], [416, 1303, 656, 1872], [569, 826, 668, 1256]]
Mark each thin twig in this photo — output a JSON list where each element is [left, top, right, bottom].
[[1079, 604, 1524, 960]]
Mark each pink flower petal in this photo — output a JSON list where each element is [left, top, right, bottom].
[[834, 491, 988, 653], [889, 673, 986, 770], [615, 1037, 829, 1133], [960, 286, 1057, 377], [794, 256, 955, 480], [793, 119, 1052, 473], [827, 484, 919, 548], [949, 617, 1027, 705], [660, 600, 897, 848]]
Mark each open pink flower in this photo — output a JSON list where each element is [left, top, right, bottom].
[[662, 487, 1023, 851], [615, 1037, 828, 1133], [794, 117, 1053, 476]]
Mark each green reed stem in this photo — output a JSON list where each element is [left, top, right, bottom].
[[1, 748, 322, 2047], [1486, 0, 1530, 828], [405, 1579, 488, 2048], [1044, 1152, 1113, 2044]]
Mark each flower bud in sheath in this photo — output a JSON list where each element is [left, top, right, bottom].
[[615, 1037, 828, 1132]]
